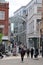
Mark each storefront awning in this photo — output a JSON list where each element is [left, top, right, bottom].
[[2, 36, 9, 41]]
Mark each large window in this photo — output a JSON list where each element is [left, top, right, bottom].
[[29, 21, 34, 33], [0, 11, 5, 20], [37, 7, 42, 14], [14, 27, 18, 33], [35, 0, 42, 3]]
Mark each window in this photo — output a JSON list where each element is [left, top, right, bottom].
[[23, 10, 26, 14], [14, 23, 18, 27], [36, 0, 42, 3], [29, 21, 34, 33], [37, 7, 42, 14], [36, 19, 41, 32], [0, 11, 5, 20], [14, 27, 18, 33]]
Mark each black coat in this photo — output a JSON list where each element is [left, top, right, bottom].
[[20, 48, 25, 57], [31, 48, 34, 55], [34, 49, 39, 58]]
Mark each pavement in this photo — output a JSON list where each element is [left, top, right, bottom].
[[0, 53, 43, 65], [0, 53, 42, 60], [0, 53, 26, 60]]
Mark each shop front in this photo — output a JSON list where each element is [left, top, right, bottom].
[[2, 36, 9, 52]]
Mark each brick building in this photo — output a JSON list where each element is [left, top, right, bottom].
[[0, 0, 9, 36]]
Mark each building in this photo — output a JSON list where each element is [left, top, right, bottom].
[[0, 0, 9, 51], [10, 6, 27, 46], [0, 0, 9, 37], [10, 0, 42, 49], [26, 0, 42, 49]]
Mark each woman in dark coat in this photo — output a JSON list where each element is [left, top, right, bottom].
[[20, 48, 25, 62]]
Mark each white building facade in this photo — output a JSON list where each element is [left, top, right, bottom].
[[26, 0, 42, 49], [10, 0, 42, 48]]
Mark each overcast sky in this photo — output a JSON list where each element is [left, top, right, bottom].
[[5, 0, 31, 17]]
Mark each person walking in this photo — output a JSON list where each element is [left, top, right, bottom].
[[34, 48, 39, 58], [0, 43, 4, 59], [31, 48, 34, 58], [26, 48, 30, 57], [20, 47, 25, 62]]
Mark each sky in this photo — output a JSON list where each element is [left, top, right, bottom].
[[5, 0, 31, 17]]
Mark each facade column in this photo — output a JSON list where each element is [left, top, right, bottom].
[[26, 34, 29, 49], [34, 19, 37, 35], [33, 19, 38, 49], [17, 22, 19, 42]]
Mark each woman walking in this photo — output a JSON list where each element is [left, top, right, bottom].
[[20, 47, 25, 62], [31, 48, 34, 58]]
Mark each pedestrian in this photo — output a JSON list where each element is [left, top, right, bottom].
[[0, 52, 3, 59], [10, 44, 13, 53], [31, 48, 34, 58], [26, 48, 30, 57], [19, 46, 21, 53], [20, 47, 25, 62], [0, 43, 4, 59], [34, 48, 39, 58]]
